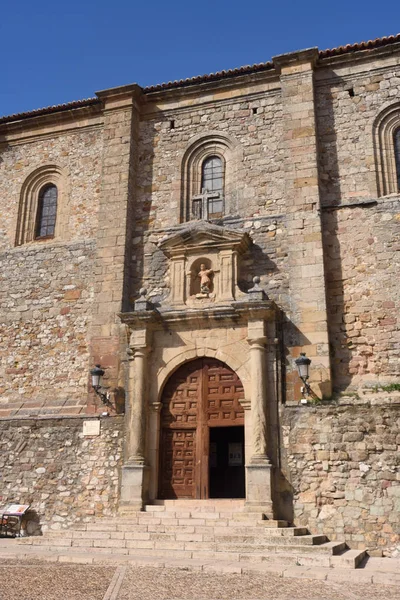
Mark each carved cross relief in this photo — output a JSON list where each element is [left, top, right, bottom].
[[191, 188, 221, 220]]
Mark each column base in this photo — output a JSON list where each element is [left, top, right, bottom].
[[245, 460, 274, 519], [120, 462, 150, 510]]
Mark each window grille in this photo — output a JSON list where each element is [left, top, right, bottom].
[[200, 156, 224, 218], [35, 184, 58, 239]]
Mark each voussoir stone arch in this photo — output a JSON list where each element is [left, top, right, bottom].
[[15, 164, 68, 246], [373, 101, 400, 197], [155, 348, 251, 407], [180, 131, 244, 222]]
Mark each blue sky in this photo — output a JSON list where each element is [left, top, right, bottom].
[[1, 0, 400, 117]]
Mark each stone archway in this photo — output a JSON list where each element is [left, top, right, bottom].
[[158, 358, 245, 499]]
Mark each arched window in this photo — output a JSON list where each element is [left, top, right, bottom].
[[373, 103, 400, 196], [15, 165, 67, 246], [192, 155, 225, 220], [395, 128, 400, 191], [181, 133, 243, 223], [35, 184, 58, 239]]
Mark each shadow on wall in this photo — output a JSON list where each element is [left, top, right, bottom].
[[274, 470, 295, 524], [237, 241, 279, 293], [317, 76, 353, 392], [22, 509, 42, 537]]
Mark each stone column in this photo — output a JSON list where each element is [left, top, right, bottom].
[[120, 328, 151, 510], [245, 320, 273, 517], [249, 337, 270, 461]]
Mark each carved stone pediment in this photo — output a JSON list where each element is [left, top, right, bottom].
[[158, 221, 251, 256], [158, 221, 251, 306]]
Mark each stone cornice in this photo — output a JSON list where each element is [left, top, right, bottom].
[[0, 105, 103, 144], [119, 300, 277, 330]]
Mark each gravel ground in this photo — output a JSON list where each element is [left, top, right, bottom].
[[118, 567, 399, 600], [0, 565, 114, 600], [0, 563, 398, 600]]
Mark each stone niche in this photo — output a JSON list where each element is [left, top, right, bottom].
[[158, 221, 251, 307]]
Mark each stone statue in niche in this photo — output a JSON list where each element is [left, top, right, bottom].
[[198, 264, 214, 295]]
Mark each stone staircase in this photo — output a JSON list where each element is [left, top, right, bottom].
[[1, 500, 367, 570]]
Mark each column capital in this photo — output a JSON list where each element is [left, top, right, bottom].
[[129, 328, 151, 351], [127, 346, 150, 361], [247, 336, 267, 348]]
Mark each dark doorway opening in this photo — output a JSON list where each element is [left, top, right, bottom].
[[209, 426, 245, 499]]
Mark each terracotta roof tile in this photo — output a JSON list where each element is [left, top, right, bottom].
[[142, 61, 274, 93], [319, 33, 400, 58], [0, 97, 101, 125]]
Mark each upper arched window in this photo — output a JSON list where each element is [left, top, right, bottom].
[[35, 184, 58, 239], [181, 133, 242, 223], [373, 103, 400, 196], [192, 155, 225, 220], [15, 165, 67, 246], [394, 128, 400, 191]]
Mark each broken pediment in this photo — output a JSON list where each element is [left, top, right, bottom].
[[158, 221, 252, 306]]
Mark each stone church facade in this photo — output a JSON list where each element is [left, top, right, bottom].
[[0, 36, 399, 552]]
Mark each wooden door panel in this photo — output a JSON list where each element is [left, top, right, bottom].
[[159, 358, 245, 499], [205, 360, 244, 425], [159, 429, 196, 499], [161, 361, 202, 428]]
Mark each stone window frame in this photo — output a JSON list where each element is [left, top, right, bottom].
[[15, 165, 68, 246], [373, 102, 400, 197], [180, 132, 242, 223]]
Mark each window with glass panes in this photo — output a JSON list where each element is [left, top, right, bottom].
[[395, 128, 400, 191], [35, 184, 58, 239], [201, 156, 224, 217]]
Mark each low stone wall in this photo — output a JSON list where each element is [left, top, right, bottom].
[[0, 415, 124, 533], [280, 397, 400, 552]]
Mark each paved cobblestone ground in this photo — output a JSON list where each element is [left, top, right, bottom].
[[0, 563, 398, 600]]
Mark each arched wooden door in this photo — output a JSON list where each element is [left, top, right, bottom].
[[159, 358, 245, 499]]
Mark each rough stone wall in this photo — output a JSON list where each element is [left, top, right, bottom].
[[0, 416, 124, 531], [280, 397, 400, 551], [0, 241, 96, 413], [0, 128, 104, 412], [316, 57, 400, 205], [322, 198, 400, 391], [0, 128, 103, 250]]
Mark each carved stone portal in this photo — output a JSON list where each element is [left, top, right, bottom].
[[158, 221, 251, 306]]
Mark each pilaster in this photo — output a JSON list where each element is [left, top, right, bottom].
[[273, 48, 331, 399], [88, 85, 142, 397]]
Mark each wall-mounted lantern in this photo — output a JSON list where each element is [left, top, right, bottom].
[[90, 364, 112, 409], [295, 352, 311, 396]]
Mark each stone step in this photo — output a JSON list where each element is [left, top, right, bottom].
[[16, 535, 343, 555], [109, 511, 270, 521], [45, 525, 308, 539], [78, 517, 287, 531], [150, 499, 247, 509], [331, 549, 367, 569], [0, 541, 361, 570], [0, 545, 393, 583]]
